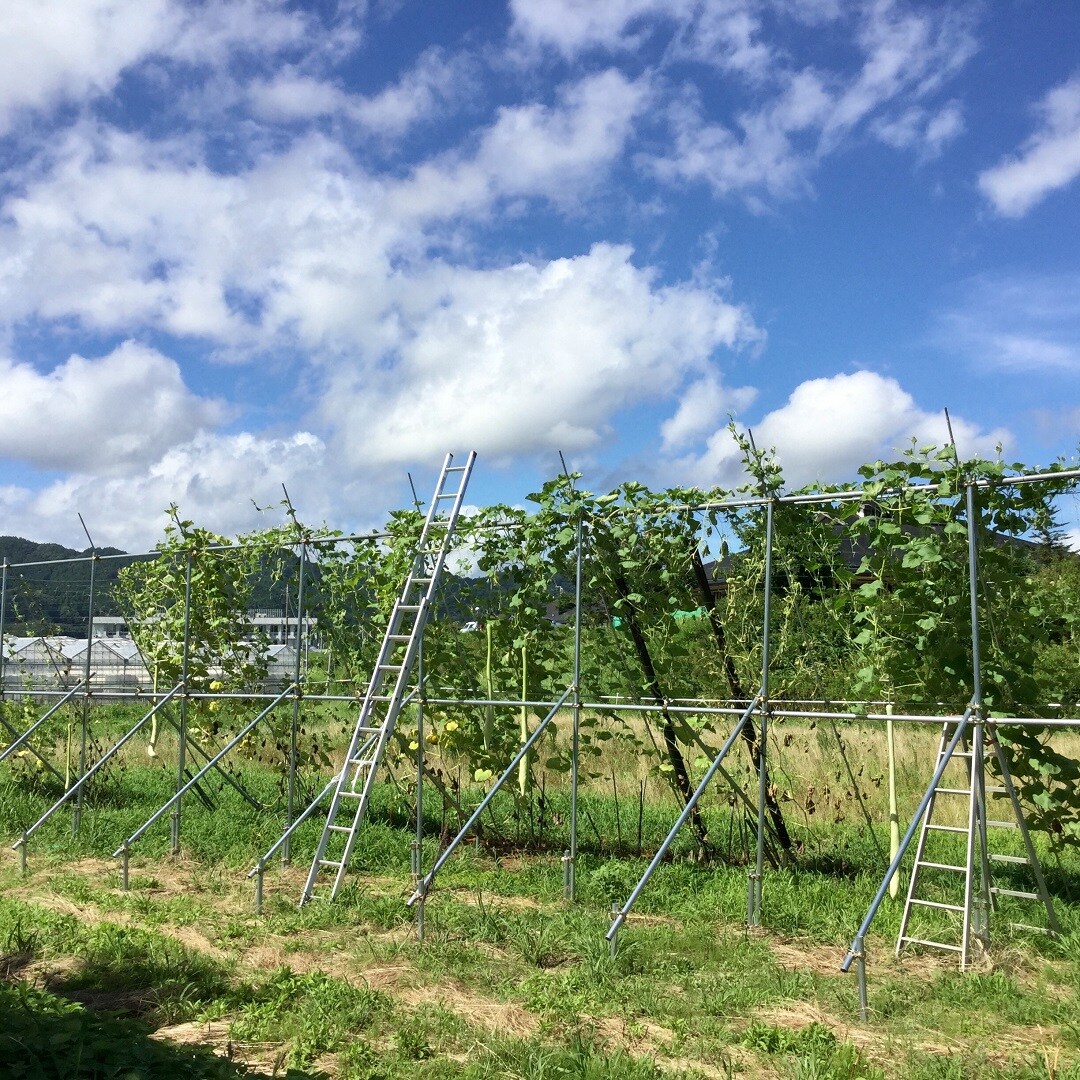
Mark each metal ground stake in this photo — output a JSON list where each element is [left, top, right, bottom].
[[853, 935, 868, 1021]]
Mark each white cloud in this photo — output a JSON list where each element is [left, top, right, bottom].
[[660, 374, 757, 451], [320, 243, 760, 468], [0, 342, 223, 473], [821, 1, 975, 148], [649, 2, 973, 204], [165, 0, 310, 67], [248, 48, 473, 138], [650, 70, 831, 201], [873, 100, 964, 158], [0, 430, 337, 551], [0, 0, 176, 133], [671, 371, 1011, 489], [390, 68, 649, 219], [349, 48, 473, 138], [979, 74, 1080, 217], [0, 1, 336, 136], [669, 2, 775, 80], [939, 274, 1080, 375], [247, 69, 347, 123], [508, 0, 685, 57]]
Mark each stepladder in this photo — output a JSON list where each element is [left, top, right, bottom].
[[299, 451, 476, 905], [896, 719, 1060, 968]]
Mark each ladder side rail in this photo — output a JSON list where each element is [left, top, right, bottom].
[[987, 726, 1061, 936], [250, 772, 343, 875], [895, 722, 951, 953], [302, 453, 475, 903], [328, 686, 422, 897], [961, 724, 983, 967], [842, 707, 973, 974]]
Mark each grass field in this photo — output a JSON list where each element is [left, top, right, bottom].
[[1, 707, 1079, 1079]]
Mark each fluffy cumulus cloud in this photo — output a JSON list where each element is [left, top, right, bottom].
[[321, 243, 761, 466], [0, 430, 335, 550], [390, 68, 650, 220], [0, 1, 1071, 550], [0, 0, 175, 132], [668, 371, 1011, 490], [0, 342, 222, 473], [979, 73, 1080, 217]]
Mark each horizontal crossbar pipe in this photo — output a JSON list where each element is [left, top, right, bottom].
[[248, 774, 343, 875], [407, 685, 574, 907], [607, 696, 759, 942], [0, 680, 87, 762], [112, 684, 296, 857], [841, 707, 973, 973], [13, 682, 185, 849]]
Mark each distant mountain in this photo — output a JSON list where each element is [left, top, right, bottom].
[[0, 536, 133, 636]]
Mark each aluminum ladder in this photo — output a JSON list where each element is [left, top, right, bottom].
[[300, 451, 476, 904], [896, 720, 1059, 967]]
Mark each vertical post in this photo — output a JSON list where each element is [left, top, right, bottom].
[[414, 638, 426, 940], [412, 639, 425, 885], [73, 551, 97, 837], [748, 498, 774, 926], [886, 703, 900, 898], [171, 553, 194, 856], [566, 503, 585, 901], [964, 480, 991, 961], [0, 563, 8, 715], [283, 543, 307, 866]]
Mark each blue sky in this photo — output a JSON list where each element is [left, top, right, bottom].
[[1, 0, 1079, 550]]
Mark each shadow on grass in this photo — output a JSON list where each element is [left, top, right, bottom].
[[0, 980, 319, 1080]]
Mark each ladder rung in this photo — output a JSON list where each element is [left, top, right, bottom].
[[899, 936, 963, 953], [910, 899, 964, 912], [991, 887, 1038, 901], [327, 825, 352, 834], [989, 854, 1029, 865], [1008, 922, 1052, 934], [916, 861, 966, 873], [398, 605, 422, 613], [987, 820, 1019, 829], [445, 466, 468, 473], [934, 787, 969, 795], [986, 785, 1008, 794], [348, 759, 374, 768], [319, 860, 344, 869], [926, 824, 968, 833]]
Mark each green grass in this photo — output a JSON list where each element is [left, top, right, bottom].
[[0, 714, 1078, 1078]]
